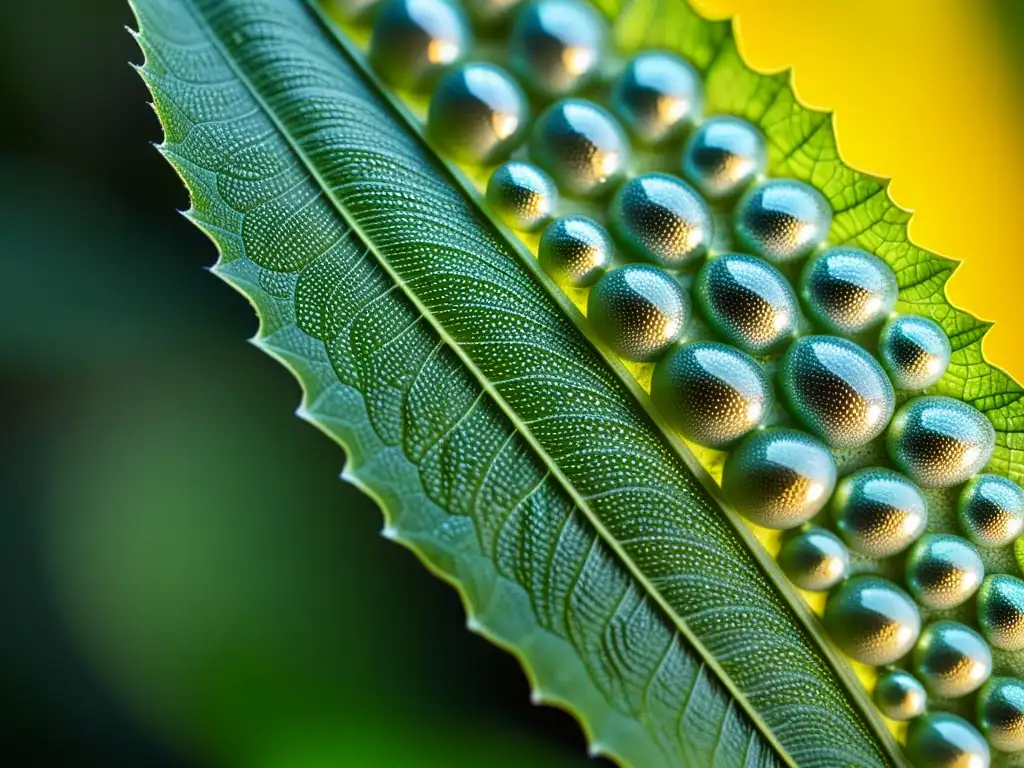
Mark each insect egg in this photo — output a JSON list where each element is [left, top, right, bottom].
[[681, 116, 766, 201], [369, 0, 471, 91], [651, 341, 771, 449], [823, 575, 920, 665], [830, 468, 927, 558], [978, 677, 1024, 753], [428, 63, 529, 165], [586, 264, 689, 361], [905, 713, 990, 768], [485, 161, 558, 232], [958, 474, 1024, 548], [977, 574, 1024, 651], [873, 669, 927, 721], [530, 99, 631, 199], [733, 179, 832, 264], [778, 335, 895, 449], [722, 428, 837, 530], [886, 396, 996, 489], [537, 215, 613, 287], [878, 314, 952, 391], [693, 254, 798, 355], [776, 526, 848, 592], [508, 0, 605, 99], [609, 173, 712, 270], [905, 534, 984, 610], [799, 247, 898, 336], [913, 620, 992, 699], [610, 52, 702, 146]]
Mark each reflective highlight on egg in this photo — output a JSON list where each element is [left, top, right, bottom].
[[369, 0, 471, 91], [886, 396, 996, 489], [958, 474, 1024, 549], [530, 99, 631, 199], [587, 264, 689, 361], [978, 677, 1024, 753], [681, 116, 766, 201], [537, 215, 613, 287], [823, 576, 921, 665], [722, 428, 837, 529], [799, 247, 898, 336], [508, 0, 605, 99], [830, 468, 927, 557], [913, 620, 992, 699], [905, 713, 991, 768], [428, 63, 528, 164], [905, 534, 984, 610], [778, 335, 895, 449], [651, 341, 771, 449], [610, 52, 701, 145], [977, 574, 1024, 651], [733, 179, 832, 264], [609, 173, 712, 269], [879, 314, 952, 391], [776, 526, 848, 591], [873, 669, 927, 721], [693, 254, 798, 355], [485, 161, 558, 232]]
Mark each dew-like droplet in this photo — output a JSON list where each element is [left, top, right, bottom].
[[681, 116, 766, 201], [610, 52, 701, 146], [799, 247, 898, 336], [830, 467, 927, 557], [823, 575, 921, 665], [369, 0, 471, 91], [508, 0, 605, 99], [538, 215, 613, 287], [977, 574, 1024, 652], [978, 677, 1024, 753], [776, 526, 848, 591], [878, 314, 952, 391], [958, 474, 1024, 549], [913, 620, 992, 699], [905, 534, 984, 610], [873, 669, 927, 721], [486, 161, 558, 232], [733, 179, 832, 264], [905, 713, 990, 768]]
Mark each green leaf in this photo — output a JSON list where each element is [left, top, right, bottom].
[[129, 0, 1022, 765]]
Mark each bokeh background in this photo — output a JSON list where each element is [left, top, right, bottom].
[[1, 0, 1022, 765]]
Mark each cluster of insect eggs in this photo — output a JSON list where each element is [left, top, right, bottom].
[[335, 0, 1024, 760]]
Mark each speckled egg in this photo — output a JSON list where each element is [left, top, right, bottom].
[[878, 314, 952, 391], [958, 474, 1024, 549], [978, 677, 1024, 753], [369, 0, 471, 91], [508, 0, 605, 99], [681, 116, 766, 201], [776, 526, 849, 591], [905, 713, 990, 768], [733, 179, 832, 264], [823, 575, 921, 665], [977, 574, 1024, 652], [610, 52, 701, 145], [485, 161, 558, 232], [799, 247, 898, 336], [830, 468, 928, 558], [537, 215, 613, 287], [873, 669, 927, 721], [905, 534, 984, 610], [913, 620, 992, 699]]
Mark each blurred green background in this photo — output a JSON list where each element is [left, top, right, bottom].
[[1, 1, 1022, 766]]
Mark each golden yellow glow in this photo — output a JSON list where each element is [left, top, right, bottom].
[[562, 46, 596, 76], [491, 112, 520, 141], [805, 482, 825, 504], [427, 38, 459, 65], [657, 94, 688, 124]]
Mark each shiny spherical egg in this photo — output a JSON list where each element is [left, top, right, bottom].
[[369, 0, 471, 91], [799, 247, 898, 336], [958, 474, 1024, 549], [905, 713, 990, 768], [587, 264, 689, 362], [530, 99, 631, 199], [681, 116, 766, 201], [722, 428, 837, 530], [977, 574, 1024, 652], [508, 0, 605, 99], [651, 341, 771, 449], [879, 314, 952, 391], [733, 179, 832, 264], [873, 669, 927, 721], [905, 534, 984, 610], [823, 575, 921, 665], [978, 677, 1024, 753], [610, 52, 701, 146], [913, 620, 992, 699], [609, 173, 712, 270], [537, 215, 613, 287], [776, 526, 849, 591], [886, 396, 996, 489], [485, 161, 558, 232], [778, 335, 895, 449], [830, 467, 928, 557]]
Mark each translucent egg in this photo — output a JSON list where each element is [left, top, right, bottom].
[[977, 574, 1024, 652], [905, 713, 990, 768], [733, 179, 832, 264], [610, 52, 701, 146], [485, 161, 558, 232], [799, 247, 898, 336], [878, 314, 952, 391], [428, 63, 528, 165], [778, 335, 895, 449], [823, 575, 921, 665], [873, 669, 927, 721], [369, 0, 471, 91], [776, 526, 848, 591], [830, 467, 927, 558], [958, 474, 1024, 549], [651, 341, 771, 449], [693, 254, 798, 355], [463, 0, 523, 30], [978, 677, 1024, 753], [587, 264, 689, 362], [537, 215, 613, 287], [886, 396, 996, 489], [905, 534, 984, 610], [508, 0, 605, 99], [681, 116, 766, 201], [913, 620, 992, 699], [530, 99, 631, 199], [609, 173, 712, 270], [722, 428, 837, 530]]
